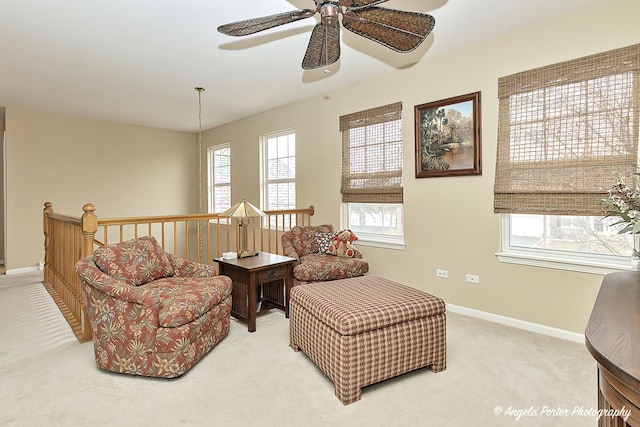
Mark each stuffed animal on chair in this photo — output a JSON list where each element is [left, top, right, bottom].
[[327, 229, 358, 257]]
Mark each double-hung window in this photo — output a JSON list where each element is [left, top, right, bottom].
[[208, 144, 231, 214], [263, 130, 296, 228], [494, 44, 640, 273], [340, 102, 404, 248]]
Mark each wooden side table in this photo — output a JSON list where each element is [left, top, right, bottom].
[[214, 252, 296, 332]]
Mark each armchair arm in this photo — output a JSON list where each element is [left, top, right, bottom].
[[76, 257, 160, 346], [281, 232, 300, 262], [168, 254, 218, 278], [352, 246, 364, 259], [75, 257, 159, 307]]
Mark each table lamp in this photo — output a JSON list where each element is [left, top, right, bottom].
[[219, 199, 266, 258]]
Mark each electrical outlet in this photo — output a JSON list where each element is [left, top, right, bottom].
[[466, 274, 480, 284], [436, 269, 449, 279]]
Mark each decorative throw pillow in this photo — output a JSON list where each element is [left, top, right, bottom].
[[314, 231, 339, 254]]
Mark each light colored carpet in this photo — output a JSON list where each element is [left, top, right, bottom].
[[0, 272, 597, 426]]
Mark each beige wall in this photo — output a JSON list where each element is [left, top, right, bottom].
[[201, 0, 640, 333], [0, 107, 5, 264], [5, 107, 197, 270]]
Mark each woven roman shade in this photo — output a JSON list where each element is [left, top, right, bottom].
[[340, 102, 403, 203], [494, 44, 640, 215]]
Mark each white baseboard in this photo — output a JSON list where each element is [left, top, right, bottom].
[[446, 304, 585, 344], [6, 266, 41, 275]]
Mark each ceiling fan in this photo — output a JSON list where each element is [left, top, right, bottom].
[[217, 0, 435, 70]]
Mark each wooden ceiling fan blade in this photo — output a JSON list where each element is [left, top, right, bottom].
[[302, 23, 341, 70], [342, 7, 435, 52], [218, 9, 316, 36]]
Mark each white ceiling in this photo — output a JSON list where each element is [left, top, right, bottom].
[[0, 0, 603, 132]]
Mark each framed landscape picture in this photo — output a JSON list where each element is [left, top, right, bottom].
[[414, 91, 481, 178]]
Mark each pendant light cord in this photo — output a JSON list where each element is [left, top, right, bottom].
[[195, 87, 205, 261]]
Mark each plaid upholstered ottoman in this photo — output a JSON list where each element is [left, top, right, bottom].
[[289, 275, 446, 405]]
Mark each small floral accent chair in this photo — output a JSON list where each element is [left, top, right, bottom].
[[281, 224, 369, 286], [75, 236, 233, 378]]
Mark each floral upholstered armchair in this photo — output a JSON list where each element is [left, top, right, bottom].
[[75, 236, 233, 378], [281, 224, 369, 286]]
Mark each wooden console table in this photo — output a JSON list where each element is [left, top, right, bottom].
[[214, 252, 295, 332], [585, 272, 640, 426]]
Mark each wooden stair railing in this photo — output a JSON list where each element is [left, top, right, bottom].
[[42, 202, 315, 342]]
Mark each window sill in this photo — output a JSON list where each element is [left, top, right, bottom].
[[356, 238, 406, 251], [495, 251, 634, 275]]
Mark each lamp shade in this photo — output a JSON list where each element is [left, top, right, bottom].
[[219, 199, 266, 218]]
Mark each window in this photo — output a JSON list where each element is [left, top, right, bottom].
[[340, 102, 404, 247], [494, 44, 640, 272], [503, 214, 634, 272], [208, 144, 231, 214], [263, 130, 296, 227], [345, 203, 404, 244]]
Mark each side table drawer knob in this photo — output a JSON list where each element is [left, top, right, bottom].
[[267, 269, 277, 278]]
